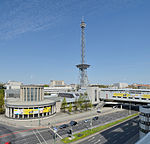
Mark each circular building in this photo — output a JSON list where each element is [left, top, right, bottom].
[[5, 85, 56, 119]]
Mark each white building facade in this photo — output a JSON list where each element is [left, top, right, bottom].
[[86, 87, 100, 105], [5, 81, 22, 90], [113, 83, 128, 89]]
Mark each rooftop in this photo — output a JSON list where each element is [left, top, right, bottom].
[[5, 98, 55, 107]]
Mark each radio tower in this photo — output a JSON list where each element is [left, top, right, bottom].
[[76, 18, 90, 88]]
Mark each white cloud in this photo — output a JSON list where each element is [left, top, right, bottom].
[[0, 0, 141, 40]]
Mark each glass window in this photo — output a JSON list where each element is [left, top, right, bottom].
[[24, 88, 26, 101], [31, 88, 34, 101], [95, 90, 97, 101], [35, 88, 37, 101], [27, 88, 30, 101], [38, 88, 40, 101], [41, 88, 43, 100]]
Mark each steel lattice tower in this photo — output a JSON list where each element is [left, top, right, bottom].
[[76, 19, 90, 88]]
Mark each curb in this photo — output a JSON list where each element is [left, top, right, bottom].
[[0, 108, 123, 127], [64, 113, 139, 144]]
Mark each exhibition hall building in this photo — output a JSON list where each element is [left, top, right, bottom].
[[5, 85, 58, 119]]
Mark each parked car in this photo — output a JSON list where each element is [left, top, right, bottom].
[[92, 116, 99, 121], [84, 119, 90, 123], [69, 121, 77, 126], [97, 109, 101, 113], [52, 126, 58, 132], [59, 124, 69, 129]]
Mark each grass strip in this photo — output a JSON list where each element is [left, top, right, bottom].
[[61, 113, 139, 143]]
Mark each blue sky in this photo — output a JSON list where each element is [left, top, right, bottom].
[[0, 0, 150, 85]]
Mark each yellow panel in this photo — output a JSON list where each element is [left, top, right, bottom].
[[43, 107, 51, 113], [113, 93, 130, 97], [142, 94, 150, 98], [23, 109, 33, 115]]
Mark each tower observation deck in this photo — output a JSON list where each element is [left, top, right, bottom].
[[76, 19, 90, 88]]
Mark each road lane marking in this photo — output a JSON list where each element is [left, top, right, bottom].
[[94, 139, 101, 144], [9, 131, 44, 144], [0, 127, 47, 139], [90, 139, 98, 143], [49, 127, 62, 139], [36, 129, 48, 144], [33, 130, 42, 144], [112, 140, 118, 143], [88, 136, 95, 141], [113, 133, 118, 137]]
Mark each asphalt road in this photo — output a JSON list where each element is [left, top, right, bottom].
[[55, 110, 137, 136], [0, 110, 138, 144], [0, 123, 24, 144], [78, 117, 139, 144]]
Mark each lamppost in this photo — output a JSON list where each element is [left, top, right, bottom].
[[128, 102, 131, 115], [90, 118, 93, 131], [53, 127, 57, 144], [39, 118, 41, 126], [67, 127, 73, 138]]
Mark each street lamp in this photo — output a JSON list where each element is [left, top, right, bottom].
[[53, 127, 58, 144], [90, 118, 93, 131], [39, 119, 41, 126]]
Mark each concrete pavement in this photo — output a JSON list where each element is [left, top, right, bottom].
[[0, 107, 124, 127]]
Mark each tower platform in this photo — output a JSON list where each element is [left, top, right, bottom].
[[76, 64, 90, 70]]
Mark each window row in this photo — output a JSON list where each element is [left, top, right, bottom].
[[112, 96, 149, 100], [23, 88, 42, 101], [140, 120, 150, 126], [139, 127, 149, 134], [140, 113, 150, 117]]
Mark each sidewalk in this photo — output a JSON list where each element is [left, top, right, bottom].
[[0, 107, 124, 128]]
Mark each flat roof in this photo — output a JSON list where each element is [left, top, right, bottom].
[[5, 98, 55, 107], [21, 85, 44, 88], [101, 88, 150, 92]]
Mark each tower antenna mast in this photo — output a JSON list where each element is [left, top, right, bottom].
[[76, 18, 90, 88]]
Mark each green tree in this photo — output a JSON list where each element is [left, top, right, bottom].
[[0, 89, 5, 114], [78, 94, 84, 111], [43, 84, 49, 87], [83, 101, 88, 111], [88, 102, 92, 109], [83, 92, 89, 111], [76, 85, 80, 91], [74, 98, 79, 111], [68, 103, 72, 113], [61, 97, 67, 112], [80, 103, 85, 111], [84, 92, 88, 97]]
